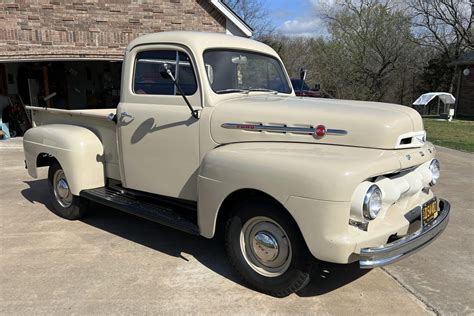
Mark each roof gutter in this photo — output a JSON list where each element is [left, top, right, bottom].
[[210, 0, 253, 37], [449, 60, 474, 67]]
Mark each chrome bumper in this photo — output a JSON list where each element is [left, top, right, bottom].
[[359, 199, 450, 269]]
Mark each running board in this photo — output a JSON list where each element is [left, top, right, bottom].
[[80, 187, 200, 235]]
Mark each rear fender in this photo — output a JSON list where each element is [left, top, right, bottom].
[[23, 124, 105, 195]]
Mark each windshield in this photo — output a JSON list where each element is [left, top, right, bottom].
[[203, 50, 292, 94]]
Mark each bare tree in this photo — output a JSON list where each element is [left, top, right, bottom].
[[323, 0, 414, 101], [409, 0, 473, 92], [260, 35, 313, 76], [223, 0, 274, 36], [410, 0, 472, 56], [261, 0, 456, 104]]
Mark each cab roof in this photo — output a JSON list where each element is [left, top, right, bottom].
[[126, 31, 278, 57]]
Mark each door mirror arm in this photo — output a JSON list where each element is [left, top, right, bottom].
[[299, 68, 307, 96], [161, 64, 200, 119]]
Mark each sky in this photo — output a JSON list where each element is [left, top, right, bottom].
[[267, 0, 333, 37]]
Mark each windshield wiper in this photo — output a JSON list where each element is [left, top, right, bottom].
[[215, 88, 279, 94], [248, 88, 279, 94], [216, 88, 249, 94]]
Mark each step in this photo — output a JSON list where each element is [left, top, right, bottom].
[[80, 187, 200, 235]]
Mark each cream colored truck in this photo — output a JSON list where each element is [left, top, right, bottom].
[[23, 32, 450, 297]]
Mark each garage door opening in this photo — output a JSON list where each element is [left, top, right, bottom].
[[2, 60, 122, 110]]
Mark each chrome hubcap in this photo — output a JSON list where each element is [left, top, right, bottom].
[[53, 169, 72, 208], [57, 179, 69, 199], [252, 231, 279, 263], [240, 216, 292, 277]]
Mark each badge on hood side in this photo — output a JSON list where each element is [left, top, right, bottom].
[[221, 123, 347, 138], [315, 125, 326, 137]]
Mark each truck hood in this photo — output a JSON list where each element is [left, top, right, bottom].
[[210, 95, 425, 149]]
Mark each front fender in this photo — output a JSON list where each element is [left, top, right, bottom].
[[23, 124, 105, 195], [197, 142, 401, 239]]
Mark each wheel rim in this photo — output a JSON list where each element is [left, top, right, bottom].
[[240, 216, 292, 277], [53, 169, 72, 208]]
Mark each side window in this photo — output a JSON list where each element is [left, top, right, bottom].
[[133, 50, 197, 96]]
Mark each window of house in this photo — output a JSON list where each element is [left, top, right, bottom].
[[134, 50, 197, 96]]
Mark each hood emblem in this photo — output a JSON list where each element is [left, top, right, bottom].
[[221, 123, 347, 137], [315, 125, 326, 138]]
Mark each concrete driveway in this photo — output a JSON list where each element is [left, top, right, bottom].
[[0, 138, 472, 315], [384, 146, 474, 315]]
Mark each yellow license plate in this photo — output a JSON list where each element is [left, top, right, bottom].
[[422, 198, 438, 225]]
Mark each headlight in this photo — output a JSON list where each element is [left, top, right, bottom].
[[363, 185, 382, 220], [429, 159, 440, 185]]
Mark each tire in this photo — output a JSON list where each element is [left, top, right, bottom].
[[48, 162, 88, 220], [225, 198, 315, 297]]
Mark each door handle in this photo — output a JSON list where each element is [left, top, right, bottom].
[[120, 112, 134, 119]]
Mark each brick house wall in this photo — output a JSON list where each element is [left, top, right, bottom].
[[0, 0, 226, 61]]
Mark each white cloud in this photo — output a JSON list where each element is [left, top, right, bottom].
[[277, 18, 327, 37], [275, 0, 335, 37], [310, 0, 336, 7]]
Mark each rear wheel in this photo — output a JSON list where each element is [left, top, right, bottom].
[[225, 199, 315, 297], [48, 162, 88, 220]]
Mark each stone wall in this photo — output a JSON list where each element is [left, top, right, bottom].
[[0, 0, 226, 61]]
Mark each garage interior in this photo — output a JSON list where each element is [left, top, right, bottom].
[[0, 60, 122, 138], [2, 60, 122, 109]]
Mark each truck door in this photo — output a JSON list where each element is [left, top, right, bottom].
[[117, 46, 201, 201]]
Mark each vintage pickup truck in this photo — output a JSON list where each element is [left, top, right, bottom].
[[23, 31, 450, 297]]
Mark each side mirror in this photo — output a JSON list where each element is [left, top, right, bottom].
[[159, 63, 174, 80], [158, 62, 200, 119], [300, 68, 307, 81]]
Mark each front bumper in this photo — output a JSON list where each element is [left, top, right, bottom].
[[359, 199, 450, 269]]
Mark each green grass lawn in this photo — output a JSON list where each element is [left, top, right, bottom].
[[424, 119, 474, 153]]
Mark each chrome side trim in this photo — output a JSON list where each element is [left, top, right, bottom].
[[221, 123, 348, 136], [359, 199, 450, 269]]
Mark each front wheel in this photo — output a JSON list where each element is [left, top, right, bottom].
[[225, 199, 315, 297], [48, 162, 88, 220]]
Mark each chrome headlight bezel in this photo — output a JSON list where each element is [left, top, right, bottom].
[[429, 159, 440, 185], [363, 185, 383, 220]]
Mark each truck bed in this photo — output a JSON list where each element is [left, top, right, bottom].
[[26, 106, 121, 180]]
